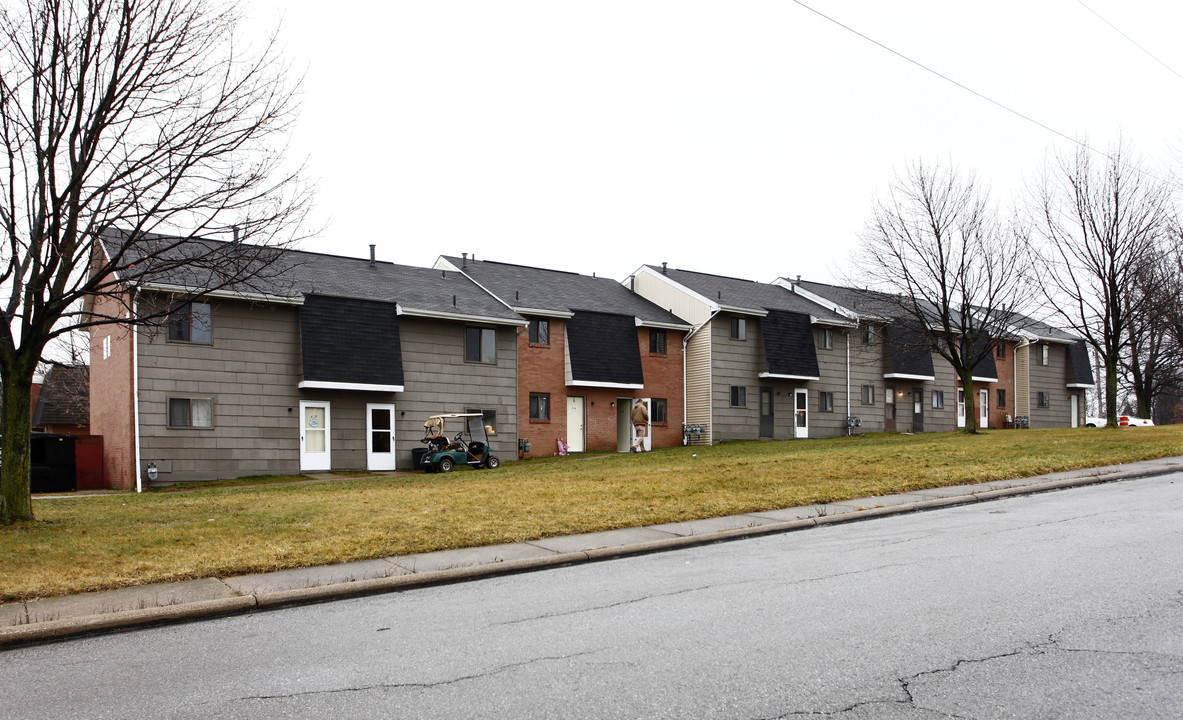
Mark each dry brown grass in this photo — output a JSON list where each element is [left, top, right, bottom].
[[2, 426, 1180, 602]]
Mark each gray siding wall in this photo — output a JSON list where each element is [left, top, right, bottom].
[[882, 349, 957, 434], [394, 316, 518, 468], [1028, 342, 1074, 428], [804, 326, 850, 438], [138, 297, 518, 483], [845, 324, 888, 434], [138, 298, 304, 483]]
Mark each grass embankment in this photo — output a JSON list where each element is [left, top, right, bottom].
[[2, 427, 1180, 602]]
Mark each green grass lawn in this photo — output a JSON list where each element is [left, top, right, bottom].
[[2, 427, 1180, 602]]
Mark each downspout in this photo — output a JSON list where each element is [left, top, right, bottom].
[[845, 328, 851, 435], [133, 292, 143, 493]]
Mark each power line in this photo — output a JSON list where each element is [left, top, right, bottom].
[[789, 1, 1098, 156], [1076, 0, 1183, 84]]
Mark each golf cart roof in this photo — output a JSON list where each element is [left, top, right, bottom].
[[427, 413, 485, 420]]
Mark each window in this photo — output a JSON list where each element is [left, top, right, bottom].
[[652, 398, 668, 423], [932, 390, 945, 409], [885, 390, 895, 420], [1038, 344, 1049, 365], [529, 393, 550, 420], [997, 389, 1006, 408], [1037, 392, 1050, 408], [817, 328, 834, 350], [102, 335, 111, 360], [528, 319, 549, 346], [466, 407, 497, 433], [862, 325, 875, 344], [996, 342, 1006, 359], [167, 301, 211, 344], [730, 386, 746, 407], [168, 397, 212, 428], [861, 384, 875, 405], [730, 317, 746, 340], [465, 327, 497, 363], [649, 329, 667, 355], [819, 391, 834, 412]]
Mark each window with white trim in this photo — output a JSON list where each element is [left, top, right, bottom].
[[528, 319, 549, 346], [102, 335, 111, 360], [932, 390, 945, 409], [861, 384, 875, 405], [529, 393, 549, 420], [819, 391, 834, 412], [465, 327, 497, 363], [1038, 392, 1050, 408], [817, 328, 834, 350], [168, 301, 211, 344], [730, 386, 746, 407], [730, 318, 746, 340]]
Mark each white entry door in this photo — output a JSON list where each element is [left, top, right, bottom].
[[367, 403, 396, 471], [957, 388, 966, 428], [979, 389, 989, 429], [566, 396, 585, 452], [299, 401, 331, 471], [794, 389, 808, 439], [631, 397, 652, 452], [1070, 395, 1079, 428]]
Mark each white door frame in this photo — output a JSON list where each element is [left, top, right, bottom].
[[957, 388, 966, 428], [1070, 394, 1080, 428], [979, 388, 988, 429], [299, 401, 331, 472], [566, 396, 585, 453], [794, 388, 808, 439], [366, 403, 396, 471], [630, 397, 652, 451]]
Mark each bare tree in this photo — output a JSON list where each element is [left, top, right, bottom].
[[0, 0, 311, 524], [1031, 140, 1172, 428], [1123, 249, 1180, 419], [854, 160, 1030, 433]]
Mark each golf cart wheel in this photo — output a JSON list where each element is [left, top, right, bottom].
[[438, 457, 454, 473], [485, 456, 500, 469]]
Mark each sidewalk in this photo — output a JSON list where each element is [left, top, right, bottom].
[[3, 456, 1181, 648]]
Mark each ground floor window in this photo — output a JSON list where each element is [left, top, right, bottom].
[[1037, 392, 1050, 408], [730, 386, 746, 407], [529, 393, 549, 420], [168, 397, 212, 428], [861, 384, 875, 405], [652, 398, 667, 423], [932, 390, 944, 409], [819, 391, 834, 412], [467, 407, 498, 432], [997, 389, 1006, 408]]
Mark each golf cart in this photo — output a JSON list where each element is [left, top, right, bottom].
[[419, 413, 501, 472]]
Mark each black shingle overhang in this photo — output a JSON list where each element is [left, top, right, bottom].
[[566, 310, 644, 386], [761, 310, 820, 378], [301, 295, 404, 387]]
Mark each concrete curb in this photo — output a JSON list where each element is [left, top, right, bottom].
[[2, 459, 1179, 649]]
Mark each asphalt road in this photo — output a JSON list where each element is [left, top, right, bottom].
[[3, 473, 1182, 719]]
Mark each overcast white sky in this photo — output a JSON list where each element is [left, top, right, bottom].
[[245, 1, 1183, 286]]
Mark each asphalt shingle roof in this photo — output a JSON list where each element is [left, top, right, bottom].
[[104, 231, 522, 323], [566, 311, 645, 386], [441, 257, 690, 326], [33, 365, 89, 427], [649, 267, 850, 325]]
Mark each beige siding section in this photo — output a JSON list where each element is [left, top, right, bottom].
[[845, 324, 888, 434], [1028, 342, 1074, 428], [712, 315, 763, 441], [1016, 344, 1030, 416], [630, 272, 714, 326], [685, 325, 712, 444]]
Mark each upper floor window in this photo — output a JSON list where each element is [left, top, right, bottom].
[[1038, 344, 1049, 365], [465, 327, 497, 363], [862, 326, 875, 344], [996, 341, 1006, 359], [817, 328, 834, 350], [168, 301, 211, 344], [528, 318, 549, 346], [650, 329, 667, 355], [730, 317, 746, 340]]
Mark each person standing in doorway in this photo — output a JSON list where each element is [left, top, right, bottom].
[[631, 399, 650, 452]]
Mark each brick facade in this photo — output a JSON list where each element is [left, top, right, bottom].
[[87, 289, 137, 489], [517, 320, 684, 457]]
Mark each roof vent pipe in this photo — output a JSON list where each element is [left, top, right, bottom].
[[462, 252, 468, 269], [797, 274, 801, 283], [233, 226, 240, 242], [369, 244, 376, 267], [662, 262, 668, 274], [452, 294, 457, 307]]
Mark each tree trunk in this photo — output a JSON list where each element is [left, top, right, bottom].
[[1105, 358, 1120, 428], [961, 370, 977, 433], [0, 365, 36, 524]]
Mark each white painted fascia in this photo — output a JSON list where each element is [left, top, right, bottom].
[[635, 316, 693, 331], [566, 380, 645, 389], [1067, 383, 1095, 389], [140, 282, 304, 306], [758, 372, 821, 381], [516, 307, 575, 319], [771, 278, 867, 322], [971, 375, 999, 383], [883, 373, 936, 381], [298, 380, 405, 392], [396, 303, 527, 327], [719, 304, 768, 317], [810, 315, 858, 329]]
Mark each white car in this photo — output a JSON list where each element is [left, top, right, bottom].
[[1084, 416, 1154, 427]]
